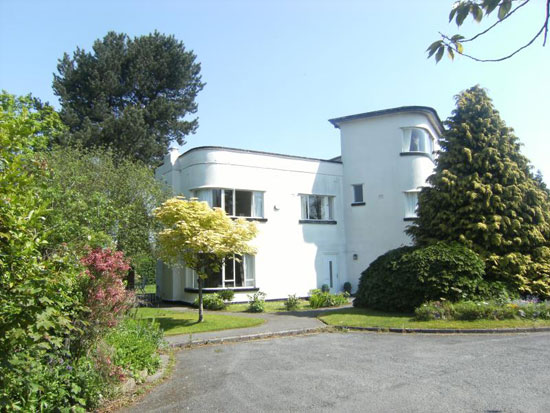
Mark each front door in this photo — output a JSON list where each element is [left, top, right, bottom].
[[322, 255, 339, 293]]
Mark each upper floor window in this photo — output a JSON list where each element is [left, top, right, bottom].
[[404, 189, 420, 219], [402, 128, 434, 156], [194, 188, 264, 218], [301, 194, 334, 221], [352, 184, 364, 205]]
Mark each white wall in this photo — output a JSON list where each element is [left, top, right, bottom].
[[337, 111, 441, 290], [158, 147, 347, 302]]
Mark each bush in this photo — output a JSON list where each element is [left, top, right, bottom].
[[194, 293, 226, 310], [321, 284, 330, 293], [354, 242, 486, 312], [414, 299, 550, 321], [309, 289, 349, 309], [105, 317, 164, 382], [285, 294, 300, 311], [218, 289, 235, 302], [247, 291, 266, 313], [343, 282, 352, 295]]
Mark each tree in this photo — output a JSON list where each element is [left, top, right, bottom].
[[427, 0, 549, 63], [407, 86, 550, 297], [40, 145, 170, 283], [154, 197, 258, 322], [53, 31, 205, 165]]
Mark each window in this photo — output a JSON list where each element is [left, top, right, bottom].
[[301, 194, 334, 221], [404, 190, 420, 219], [190, 255, 255, 289], [352, 184, 364, 204], [402, 128, 434, 155], [193, 188, 264, 218]]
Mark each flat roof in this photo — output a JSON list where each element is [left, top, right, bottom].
[[329, 106, 444, 134], [178, 146, 342, 164]]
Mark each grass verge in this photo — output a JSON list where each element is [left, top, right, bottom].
[[136, 307, 264, 336], [319, 307, 550, 330]]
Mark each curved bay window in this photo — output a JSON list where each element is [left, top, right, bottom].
[[193, 188, 264, 218], [401, 128, 434, 156]]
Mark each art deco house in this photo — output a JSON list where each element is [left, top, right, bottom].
[[155, 106, 443, 303]]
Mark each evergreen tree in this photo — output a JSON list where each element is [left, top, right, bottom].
[[53, 31, 204, 165], [408, 85, 550, 297]]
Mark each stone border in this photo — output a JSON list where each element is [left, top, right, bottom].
[[332, 325, 550, 334], [172, 327, 327, 348]]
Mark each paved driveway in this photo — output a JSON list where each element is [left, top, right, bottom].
[[125, 332, 550, 412]]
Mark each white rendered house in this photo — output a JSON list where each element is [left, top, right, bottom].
[[155, 106, 443, 303]]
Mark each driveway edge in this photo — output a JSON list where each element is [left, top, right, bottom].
[[171, 327, 329, 348], [331, 325, 550, 334]]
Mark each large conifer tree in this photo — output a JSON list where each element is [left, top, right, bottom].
[[53, 31, 204, 166], [408, 86, 550, 297]]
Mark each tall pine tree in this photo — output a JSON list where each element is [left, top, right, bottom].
[[53, 31, 204, 166], [408, 86, 550, 297]]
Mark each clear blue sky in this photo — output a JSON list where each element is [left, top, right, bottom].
[[1, 0, 548, 182]]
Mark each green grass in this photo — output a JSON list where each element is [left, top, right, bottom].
[[319, 307, 550, 330], [225, 299, 313, 313], [142, 284, 156, 294], [135, 307, 264, 336]]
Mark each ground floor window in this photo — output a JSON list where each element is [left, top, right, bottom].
[[404, 190, 420, 218], [189, 255, 255, 289]]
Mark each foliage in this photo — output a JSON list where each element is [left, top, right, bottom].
[[285, 294, 300, 311], [78, 248, 135, 349], [415, 299, 550, 321], [309, 289, 349, 309], [354, 242, 486, 312], [194, 293, 226, 310], [428, 0, 550, 63], [343, 282, 352, 295], [40, 145, 170, 276], [154, 196, 258, 321], [247, 291, 266, 313], [321, 284, 330, 293], [408, 86, 550, 298], [218, 289, 235, 302], [53, 31, 205, 165], [105, 317, 164, 382]]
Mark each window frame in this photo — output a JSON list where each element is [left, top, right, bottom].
[[188, 254, 255, 289], [300, 194, 335, 222], [400, 127, 434, 158], [403, 189, 420, 220], [351, 184, 365, 206], [193, 188, 264, 219]]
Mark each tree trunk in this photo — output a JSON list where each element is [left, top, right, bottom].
[[198, 276, 204, 323]]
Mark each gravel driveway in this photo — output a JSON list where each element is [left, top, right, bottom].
[[124, 331, 550, 412]]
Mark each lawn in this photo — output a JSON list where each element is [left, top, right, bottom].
[[135, 307, 264, 336], [319, 307, 550, 330], [225, 299, 313, 313]]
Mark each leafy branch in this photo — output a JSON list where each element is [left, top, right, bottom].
[[427, 0, 549, 62]]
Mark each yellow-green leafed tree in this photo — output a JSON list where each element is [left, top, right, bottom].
[[154, 197, 258, 322]]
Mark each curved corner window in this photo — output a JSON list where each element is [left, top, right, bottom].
[[193, 188, 264, 218], [188, 254, 255, 289], [404, 190, 420, 219], [402, 128, 434, 156]]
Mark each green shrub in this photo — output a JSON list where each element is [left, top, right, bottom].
[[354, 242, 486, 312], [105, 317, 164, 382], [194, 293, 226, 310], [414, 300, 550, 321], [343, 282, 352, 295], [285, 294, 300, 311], [309, 289, 349, 309], [321, 284, 330, 293], [247, 291, 266, 313], [219, 290, 235, 302]]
